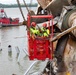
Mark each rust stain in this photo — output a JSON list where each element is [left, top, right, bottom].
[[63, 38, 76, 75]]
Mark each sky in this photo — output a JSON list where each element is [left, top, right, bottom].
[[0, 0, 37, 4]]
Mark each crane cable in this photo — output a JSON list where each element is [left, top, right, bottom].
[[23, 0, 35, 15], [23, 0, 30, 14], [29, 0, 32, 9], [16, 0, 26, 21]]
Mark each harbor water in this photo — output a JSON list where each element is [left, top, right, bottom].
[[0, 7, 46, 75]]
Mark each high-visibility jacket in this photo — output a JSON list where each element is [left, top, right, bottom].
[[30, 27, 40, 35], [41, 27, 50, 37]]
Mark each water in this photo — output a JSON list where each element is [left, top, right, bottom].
[[4, 7, 37, 22], [0, 7, 46, 75]]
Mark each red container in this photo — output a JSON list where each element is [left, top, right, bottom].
[[29, 37, 52, 60], [27, 15, 54, 60]]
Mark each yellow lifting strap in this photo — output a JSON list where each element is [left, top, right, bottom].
[[66, 72, 71, 75]]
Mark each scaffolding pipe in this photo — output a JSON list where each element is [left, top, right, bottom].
[[23, 60, 38, 75], [15, 46, 20, 54], [17, 50, 21, 62], [23, 49, 29, 56]]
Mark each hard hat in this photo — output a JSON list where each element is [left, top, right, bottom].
[[31, 22, 36, 27], [43, 23, 47, 27]]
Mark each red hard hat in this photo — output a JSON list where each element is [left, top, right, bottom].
[[43, 23, 47, 27], [31, 22, 36, 27]]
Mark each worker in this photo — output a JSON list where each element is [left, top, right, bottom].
[[30, 22, 40, 38], [41, 23, 50, 37]]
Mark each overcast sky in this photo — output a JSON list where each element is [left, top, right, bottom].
[[0, 0, 37, 4]]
